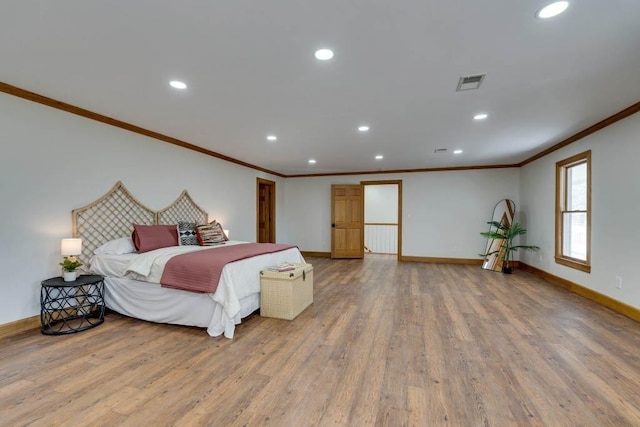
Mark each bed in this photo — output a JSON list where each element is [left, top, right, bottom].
[[72, 181, 305, 338]]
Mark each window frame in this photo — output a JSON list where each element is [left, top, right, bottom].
[[555, 150, 591, 273]]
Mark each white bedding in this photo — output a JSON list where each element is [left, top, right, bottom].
[[90, 253, 137, 277], [103, 276, 260, 338], [89, 241, 305, 338]]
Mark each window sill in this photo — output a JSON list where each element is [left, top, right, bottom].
[[555, 256, 591, 273]]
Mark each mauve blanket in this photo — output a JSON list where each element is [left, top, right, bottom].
[[160, 243, 297, 293]]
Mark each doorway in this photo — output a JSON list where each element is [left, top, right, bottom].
[[257, 178, 276, 243], [362, 180, 402, 261]]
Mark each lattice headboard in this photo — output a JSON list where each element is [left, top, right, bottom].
[[72, 182, 209, 263], [157, 190, 208, 225]]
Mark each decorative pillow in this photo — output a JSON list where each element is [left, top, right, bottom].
[[132, 224, 179, 253], [196, 220, 226, 246], [177, 221, 199, 246], [94, 237, 137, 255], [211, 220, 229, 241]]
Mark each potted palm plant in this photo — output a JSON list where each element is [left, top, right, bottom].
[[480, 221, 539, 274]]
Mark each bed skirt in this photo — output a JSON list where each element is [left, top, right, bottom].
[[104, 276, 259, 338]]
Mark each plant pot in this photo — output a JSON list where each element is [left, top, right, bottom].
[[502, 266, 513, 274], [63, 271, 77, 282]]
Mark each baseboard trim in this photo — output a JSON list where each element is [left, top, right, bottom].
[[400, 256, 483, 265], [300, 251, 331, 258], [301, 253, 483, 264], [519, 263, 640, 322], [0, 315, 40, 339]]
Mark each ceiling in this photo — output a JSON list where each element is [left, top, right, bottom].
[[2, 1, 640, 176]]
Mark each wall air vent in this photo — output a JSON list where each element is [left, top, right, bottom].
[[434, 148, 448, 154], [456, 74, 486, 91]]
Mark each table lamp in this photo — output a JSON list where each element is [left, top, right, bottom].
[[60, 238, 83, 281]]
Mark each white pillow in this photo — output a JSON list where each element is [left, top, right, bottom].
[[93, 237, 137, 255]]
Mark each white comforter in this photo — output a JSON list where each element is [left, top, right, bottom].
[[93, 241, 305, 321]]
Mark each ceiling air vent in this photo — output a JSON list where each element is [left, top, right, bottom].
[[434, 148, 448, 154], [456, 74, 486, 91]]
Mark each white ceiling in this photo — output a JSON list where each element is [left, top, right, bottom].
[[2, 1, 640, 175]]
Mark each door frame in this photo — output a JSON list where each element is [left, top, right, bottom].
[[361, 180, 403, 261], [256, 178, 276, 243]]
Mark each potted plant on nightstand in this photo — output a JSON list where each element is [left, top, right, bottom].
[[480, 221, 539, 274], [60, 256, 83, 282]]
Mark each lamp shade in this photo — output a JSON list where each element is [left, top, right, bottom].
[[61, 238, 82, 256]]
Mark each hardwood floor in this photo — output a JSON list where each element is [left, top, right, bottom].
[[2, 256, 640, 426]]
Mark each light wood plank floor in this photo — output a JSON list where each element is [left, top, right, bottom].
[[2, 256, 640, 426]]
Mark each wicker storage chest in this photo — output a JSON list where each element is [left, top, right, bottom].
[[260, 263, 313, 320]]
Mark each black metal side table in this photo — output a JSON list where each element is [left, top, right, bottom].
[[40, 274, 105, 335]]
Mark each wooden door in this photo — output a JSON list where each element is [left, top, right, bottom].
[[331, 184, 364, 258], [257, 179, 276, 243]]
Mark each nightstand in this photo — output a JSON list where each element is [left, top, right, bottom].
[[40, 274, 105, 335]]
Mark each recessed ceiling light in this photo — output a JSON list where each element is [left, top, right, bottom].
[[453, 149, 463, 154], [267, 135, 277, 141], [536, 1, 569, 19], [473, 113, 488, 120], [314, 49, 334, 61], [358, 125, 370, 132], [375, 155, 384, 160], [169, 80, 187, 89], [308, 159, 316, 164]]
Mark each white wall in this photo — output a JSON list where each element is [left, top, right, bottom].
[[6, 86, 635, 326], [282, 169, 520, 259], [365, 185, 398, 223], [0, 93, 282, 324], [520, 111, 640, 309]]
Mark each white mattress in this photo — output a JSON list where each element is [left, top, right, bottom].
[[89, 242, 305, 338]]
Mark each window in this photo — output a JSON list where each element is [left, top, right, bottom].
[[555, 150, 591, 272]]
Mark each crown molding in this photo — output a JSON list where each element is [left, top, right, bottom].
[[286, 164, 519, 178], [2, 81, 638, 178], [0, 81, 285, 178], [518, 100, 640, 167]]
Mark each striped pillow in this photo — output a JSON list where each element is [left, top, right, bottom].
[[196, 221, 226, 246]]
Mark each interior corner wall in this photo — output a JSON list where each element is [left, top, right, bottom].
[[282, 168, 520, 258], [519, 111, 640, 310], [0, 92, 282, 325]]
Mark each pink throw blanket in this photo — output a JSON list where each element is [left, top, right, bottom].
[[160, 243, 297, 293]]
